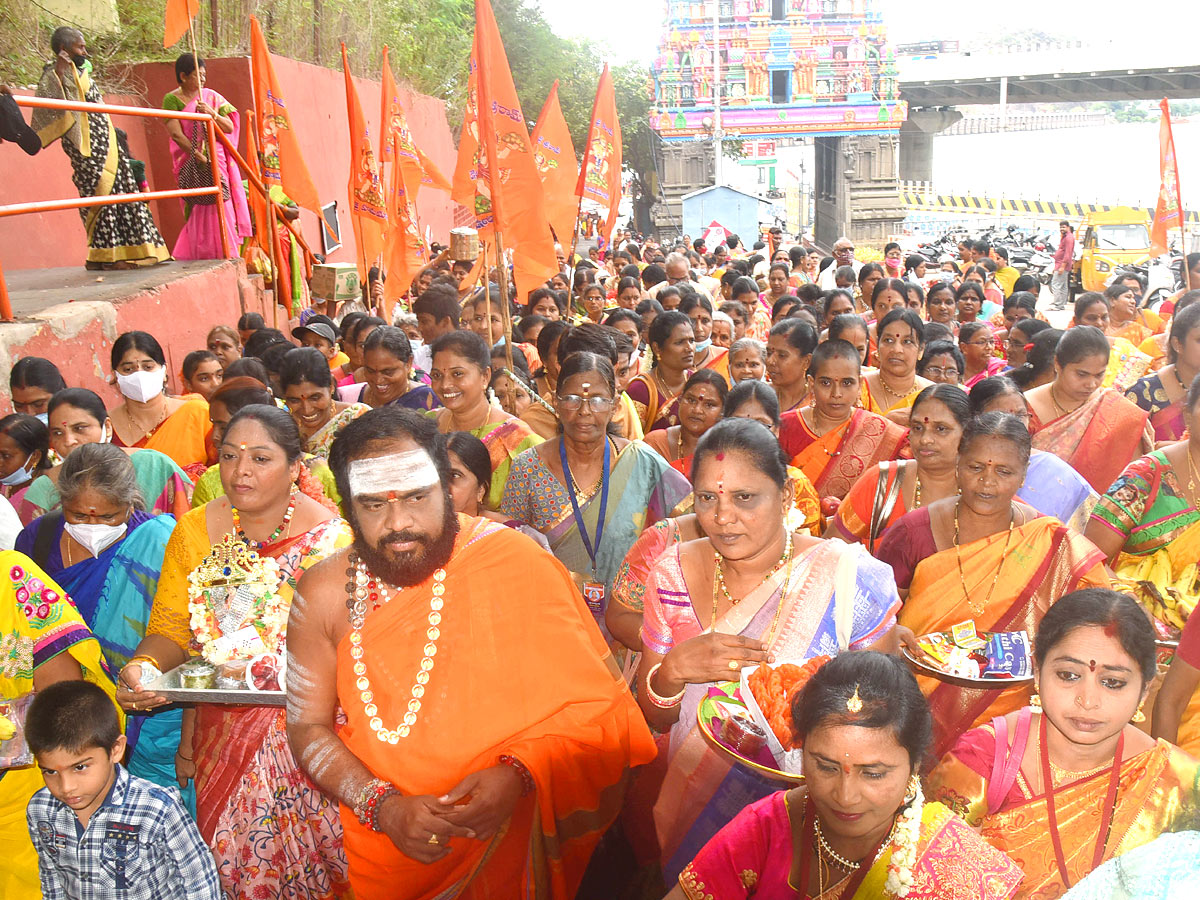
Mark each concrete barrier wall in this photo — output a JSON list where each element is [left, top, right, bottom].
[[2, 53, 458, 272]]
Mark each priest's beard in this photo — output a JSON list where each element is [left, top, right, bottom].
[[351, 494, 459, 587]]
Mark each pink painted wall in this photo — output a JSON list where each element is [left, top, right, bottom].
[[1, 53, 458, 272]]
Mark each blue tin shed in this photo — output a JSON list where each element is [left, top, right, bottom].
[[681, 185, 764, 244]]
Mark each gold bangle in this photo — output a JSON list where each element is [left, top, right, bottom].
[[645, 662, 686, 709], [126, 654, 161, 672]]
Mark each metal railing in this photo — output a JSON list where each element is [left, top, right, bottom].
[[0, 93, 314, 322]]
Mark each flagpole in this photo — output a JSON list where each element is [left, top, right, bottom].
[[495, 232, 517, 411]]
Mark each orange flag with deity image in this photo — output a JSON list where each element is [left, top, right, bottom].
[[1151, 98, 1184, 258], [452, 0, 557, 292], [531, 80, 580, 245], [576, 63, 623, 244], [341, 43, 387, 279], [249, 16, 321, 220]]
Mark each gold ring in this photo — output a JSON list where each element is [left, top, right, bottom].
[[427, 834, 440, 845], [728, 660, 739, 671]]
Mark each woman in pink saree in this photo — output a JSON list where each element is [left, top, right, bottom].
[[162, 54, 251, 259]]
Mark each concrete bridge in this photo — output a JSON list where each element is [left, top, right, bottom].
[[895, 46, 1200, 183], [942, 111, 1108, 135]]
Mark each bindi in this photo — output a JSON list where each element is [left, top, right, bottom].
[[1088, 660, 1097, 672]]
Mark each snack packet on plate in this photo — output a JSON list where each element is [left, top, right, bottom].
[[983, 631, 1032, 679]]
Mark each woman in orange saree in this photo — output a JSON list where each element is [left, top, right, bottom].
[[927, 589, 1200, 899], [1025, 326, 1152, 493], [118, 407, 353, 899], [779, 340, 907, 501], [876, 413, 1109, 758]]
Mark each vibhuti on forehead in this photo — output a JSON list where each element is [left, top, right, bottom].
[[347, 449, 439, 497]]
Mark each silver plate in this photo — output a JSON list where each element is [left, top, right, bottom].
[[147, 662, 286, 707]]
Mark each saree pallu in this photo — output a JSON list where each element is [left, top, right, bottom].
[[928, 723, 1200, 900], [499, 442, 692, 636], [163, 88, 252, 259], [698, 347, 731, 383], [0, 551, 118, 900], [900, 518, 1109, 758], [1090, 451, 1200, 754], [32, 64, 169, 266], [1030, 388, 1152, 493], [1104, 337, 1151, 392], [21, 447, 192, 521], [113, 396, 213, 473], [679, 792, 1023, 900], [645, 541, 900, 877], [782, 408, 908, 501], [148, 507, 353, 898], [626, 371, 689, 433], [305, 403, 371, 461], [336, 516, 656, 900], [472, 416, 543, 510], [1124, 372, 1186, 442], [1111, 310, 1164, 348], [1062, 831, 1200, 899], [1138, 332, 1169, 372]]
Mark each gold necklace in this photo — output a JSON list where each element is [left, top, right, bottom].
[[1185, 445, 1200, 497], [812, 811, 898, 872], [954, 501, 1016, 616], [913, 473, 923, 509], [348, 555, 446, 745], [876, 372, 918, 402], [713, 531, 793, 607], [709, 533, 796, 639], [1049, 384, 1079, 418]]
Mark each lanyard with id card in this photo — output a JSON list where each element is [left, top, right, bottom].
[[560, 437, 610, 618]]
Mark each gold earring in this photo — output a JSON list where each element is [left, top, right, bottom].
[[1029, 691, 1042, 711], [1132, 703, 1147, 724], [904, 773, 921, 805]]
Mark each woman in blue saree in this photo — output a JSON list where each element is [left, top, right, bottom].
[[13, 443, 189, 809], [500, 352, 692, 638]]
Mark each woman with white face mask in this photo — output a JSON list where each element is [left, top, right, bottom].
[[108, 331, 212, 475], [20, 388, 193, 522], [0, 413, 52, 523], [13, 442, 189, 804]]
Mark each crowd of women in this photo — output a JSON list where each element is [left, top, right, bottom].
[[2, 233, 1200, 900]]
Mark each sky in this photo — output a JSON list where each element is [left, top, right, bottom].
[[536, 0, 1185, 65]]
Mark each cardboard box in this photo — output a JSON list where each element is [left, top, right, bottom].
[[310, 263, 360, 302]]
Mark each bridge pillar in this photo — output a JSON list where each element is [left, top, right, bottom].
[[814, 133, 906, 249], [898, 108, 964, 183]]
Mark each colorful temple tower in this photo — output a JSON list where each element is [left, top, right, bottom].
[[648, 0, 908, 244]]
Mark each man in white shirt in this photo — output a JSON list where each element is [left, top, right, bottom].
[[647, 252, 714, 301], [817, 236, 862, 290]]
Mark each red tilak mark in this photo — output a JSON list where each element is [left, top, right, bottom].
[[715, 452, 725, 461], [386, 491, 399, 502], [1103, 622, 1119, 638], [1088, 660, 1097, 672]]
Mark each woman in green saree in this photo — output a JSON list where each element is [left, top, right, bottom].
[[501, 351, 692, 637]]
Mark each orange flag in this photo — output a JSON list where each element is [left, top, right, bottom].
[[379, 47, 429, 310], [452, 0, 557, 302], [162, 0, 199, 48], [249, 16, 322, 222], [1151, 98, 1184, 258], [341, 43, 387, 280], [531, 81, 580, 245], [575, 63, 623, 246]]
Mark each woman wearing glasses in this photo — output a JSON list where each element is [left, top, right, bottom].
[[959, 321, 1006, 388], [501, 351, 691, 635]]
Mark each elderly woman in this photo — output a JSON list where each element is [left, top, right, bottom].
[[636, 418, 899, 877], [643, 369, 728, 479], [205, 325, 242, 370], [1026, 326, 1154, 492], [15, 443, 184, 799], [279, 347, 370, 461], [108, 331, 211, 476], [502, 351, 691, 633], [862, 307, 932, 425], [626, 310, 696, 433], [118, 405, 353, 898], [22, 388, 192, 521], [928, 589, 1200, 898], [728, 337, 766, 383], [430, 330, 542, 509], [670, 653, 1022, 900], [876, 412, 1110, 757]]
